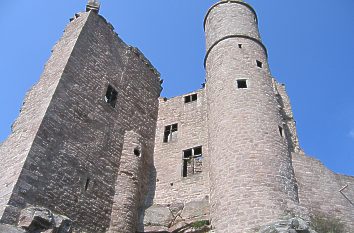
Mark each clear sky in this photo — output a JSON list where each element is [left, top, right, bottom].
[[1, 0, 353, 176]]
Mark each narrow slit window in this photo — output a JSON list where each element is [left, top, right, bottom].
[[237, 79, 248, 89], [279, 126, 284, 137], [163, 123, 178, 143], [182, 160, 188, 177], [184, 93, 198, 103], [105, 85, 118, 108], [238, 44, 242, 48], [257, 60, 263, 68], [85, 178, 90, 191]]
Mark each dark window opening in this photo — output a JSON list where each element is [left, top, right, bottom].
[[182, 160, 188, 177], [182, 146, 203, 177], [184, 95, 191, 103], [184, 94, 198, 103], [134, 148, 141, 157], [257, 60, 263, 68], [105, 85, 118, 108], [191, 94, 197, 101], [163, 123, 178, 143], [85, 178, 90, 191], [238, 44, 242, 48], [237, 79, 248, 89], [183, 149, 193, 159], [279, 126, 284, 137], [194, 146, 202, 156]]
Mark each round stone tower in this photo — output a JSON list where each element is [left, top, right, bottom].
[[204, 1, 299, 232]]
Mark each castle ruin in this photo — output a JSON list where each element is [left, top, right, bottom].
[[0, 1, 353, 232]]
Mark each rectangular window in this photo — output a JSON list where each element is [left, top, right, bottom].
[[182, 146, 203, 177], [257, 60, 263, 68], [237, 79, 248, 89], [163, 123, 178, 143], [105, 85, 118, 108], [238, 44, 242, 48], [184, 93, 198, 103]]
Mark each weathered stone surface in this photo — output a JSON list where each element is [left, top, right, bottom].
[[152, 89, 210, 206], [0, 224, 26, 233], [180, 200, 209, 222], [144, 205, 174, 228], [1, 6, 160, 233], [17, 207, 72, 233], [258, 218, 317, 233], [205, 1, 299, 232], [293, 152, 354, 232], [18, 207, 54, 230], [1, 1, 354, 233], [143, 201, 210, 233]]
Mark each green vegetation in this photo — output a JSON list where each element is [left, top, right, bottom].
[[311, 213, 345, 233], [190, 220, 209, 229]]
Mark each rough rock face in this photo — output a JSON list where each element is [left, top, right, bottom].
[[143, 200, 210, 233], [0, 224, 26, 233], [17, 207, 72, 233], [258, 218, 318, 233]]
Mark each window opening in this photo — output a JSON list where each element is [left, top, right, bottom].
[[182, 160, 188, 177], [105, 85, 118, 108], [279, 126, 284, 137], [237, 79, 248, 89], [257, 60, 263, 68], [238, 44, 242, 48], [182, 146, 203, 177], [184, 93, 198, 103], [85, 178, 90, 191], [194, 146, 202, 156], [163, 123, 178, 143], [134, 147, 141, 157]]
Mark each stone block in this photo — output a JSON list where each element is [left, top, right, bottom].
[[144, 205, 173, 227], [0, 224, 26, 233], [180, 200, 209, 221]]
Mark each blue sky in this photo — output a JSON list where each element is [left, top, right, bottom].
[[1, 0, 353, 176]]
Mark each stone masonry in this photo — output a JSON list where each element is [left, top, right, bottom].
[[0, 1, 353, 233], [0, 7, 161, 233]]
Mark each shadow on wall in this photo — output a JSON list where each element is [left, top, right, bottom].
[[138, 165, 157, 231]]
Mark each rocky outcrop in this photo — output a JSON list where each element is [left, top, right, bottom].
[[258, 218, 318, 233], [0, 224, 26, 233], [17, 207, 72, 233], [143, 200, 210, 233]]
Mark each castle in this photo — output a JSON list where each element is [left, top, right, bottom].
[[0, 0, 353, 232]]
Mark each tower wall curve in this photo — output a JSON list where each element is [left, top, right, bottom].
[[204, 2, 299, 232]]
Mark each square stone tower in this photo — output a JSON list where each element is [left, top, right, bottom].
[[0, 4, 161, 232]]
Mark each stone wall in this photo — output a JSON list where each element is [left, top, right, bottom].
[[274, 81, 302, 154], [1, 11, 161, 233], [204, 1, 299, 232], [141, 89, 210, 232], [152, 89, 209, 205], [109, 131, 148, 233], [0, 11, 90, 223], [293, 153, 354, 232]]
